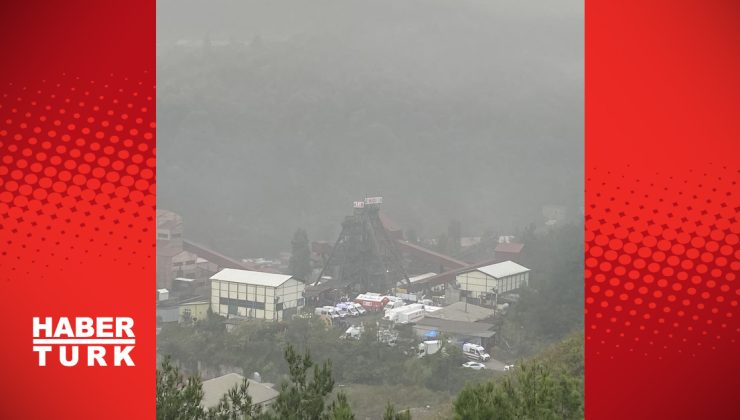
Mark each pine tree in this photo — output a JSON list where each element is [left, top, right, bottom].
[[453, 360, 583, 420], [325, 392, 355, 420], [156, 345, 362, 420], [156, 356, 258, 420], [383, 403, 412, 420], [156, 356, 207, 420], [262, 344, 349, 420]]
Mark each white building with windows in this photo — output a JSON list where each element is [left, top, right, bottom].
[[210, 268, 305, 321], [455, 260, 530, 304]]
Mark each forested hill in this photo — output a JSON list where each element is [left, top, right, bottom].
[[157, 0, 583, 257]]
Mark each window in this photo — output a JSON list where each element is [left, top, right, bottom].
[[219, 297, 266, 310]]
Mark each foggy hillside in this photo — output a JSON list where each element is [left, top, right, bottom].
[[156, 0, 583, 257]]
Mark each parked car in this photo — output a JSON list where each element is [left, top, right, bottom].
[[315, 307, 339, 319], [351, 303, 367, 315], [504, 364, 516, 371], [332, 306, 350, 318], [336, 302, 359, 316], [462, 361, 486, 370]]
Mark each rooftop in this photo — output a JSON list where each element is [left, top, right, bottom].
[[156, 209, 183, 229], [414, 317, 496, 338], [477, 260, 530, 279], [202, 373, 279, 408], [408, 273, 437, 283], [179, 301, 209, 307], [426, 301, 494, 323], [210, 268, 294, 287], [355, 293, 387, 302]]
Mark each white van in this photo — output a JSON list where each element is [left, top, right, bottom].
[[315, 307, 339, 319], [337, 302, 359, 316], [462, 343, 491, 362], [333, 305, 350, 318], [351, 302, 367, 315]]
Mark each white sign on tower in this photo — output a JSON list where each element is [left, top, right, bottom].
[[364, 197, 383, 205]]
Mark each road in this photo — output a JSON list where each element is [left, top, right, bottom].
[[484, 357, 508, 372]]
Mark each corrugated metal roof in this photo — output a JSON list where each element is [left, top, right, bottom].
[[355, 293, 386, 302], [408, 272, 437, 283], [427, 302, 494, 323], [414, 317, 496, 337], [210, 268, 294, 287], [477, 260, 530, 279]]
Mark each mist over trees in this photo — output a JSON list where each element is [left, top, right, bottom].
[[289, 229, 312, 281], [156, 0, 583, 257]]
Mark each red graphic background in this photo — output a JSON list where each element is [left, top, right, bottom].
[[587, 1, 739, 419], [0, 1, 154, 419]]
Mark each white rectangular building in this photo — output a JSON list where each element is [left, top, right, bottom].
[[210, 268, 305, 321], [456, 260, 530, 301]]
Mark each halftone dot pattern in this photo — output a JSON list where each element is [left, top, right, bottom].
[[0, 73, 156, 279], [586, 165, 739, 359]]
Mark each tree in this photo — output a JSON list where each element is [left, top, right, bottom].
[[289, 229, 313, 282], [383, 403, 412, 420], [156, 356, 207, 420], [325, 392, 355, 420], [405, 229, 419, 244], [156, 356, 259, 420], [207, 378, 262, 420], [262, 345, 350, 420], [157, 344, 361, 420], [453, 360, 583, 420]]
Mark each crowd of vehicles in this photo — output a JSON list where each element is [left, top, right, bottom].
[[314, 302, 367, 319], [312, 293, 497, 369]]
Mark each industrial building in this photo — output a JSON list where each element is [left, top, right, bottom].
[[425, 301, 494, 323], [413, 317, 496, 348], [210, 268, 305, 321], [178, 301, 210, 323], [157, 209, 261, 290], [454, 260, 530, 306]]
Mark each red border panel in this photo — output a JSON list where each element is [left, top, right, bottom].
[[0, 1, 154, 419], [587, 1, 739, 419]]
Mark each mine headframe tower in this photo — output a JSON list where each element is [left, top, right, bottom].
[[317, 198, 410, 293]]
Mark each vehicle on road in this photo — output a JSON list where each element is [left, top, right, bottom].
[[335, 307, 350, 317], [504, 364, 516, 371], [315, 306, 340, 319], [343, 324, 364, 340], [417, 340, 442, 358], [462, 343, 491, 362], [336, 302, 359, 316], [462, 361, 486, 370]]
